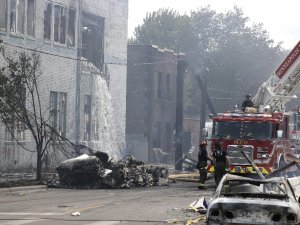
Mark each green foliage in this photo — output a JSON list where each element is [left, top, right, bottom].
[[130, 6, 285, 116], [130, 8, 190, 52]]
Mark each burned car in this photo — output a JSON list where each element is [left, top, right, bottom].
[[207, 174, 300, 225]]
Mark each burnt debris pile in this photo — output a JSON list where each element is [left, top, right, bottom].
[[53, 152, 169, 189]]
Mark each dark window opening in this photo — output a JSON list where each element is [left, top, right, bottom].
[[67, 8, 76, 47], [59, 92, 67, 137], [27, 0, 35, 36], [10, 0, 25, 34], [82, 12, 105, 72], [43, 1, 52, 40], [50, 91, 58, 131], [54, 4, 66, 44], [0, 0, 7, 31], [50, 91, 67, 138]]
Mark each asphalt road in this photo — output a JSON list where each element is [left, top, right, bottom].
[[0, 181, 214, 225]]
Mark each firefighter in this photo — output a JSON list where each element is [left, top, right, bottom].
[[242, 94, 254, 111], [197, 140, 208, 189], [212, 141, 228, 186]]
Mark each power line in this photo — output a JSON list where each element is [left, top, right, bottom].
[[210, 97, 244, 100], [207, 86, 242, 94], [1, 41, 126, 66], [1, 40, 180, 66]]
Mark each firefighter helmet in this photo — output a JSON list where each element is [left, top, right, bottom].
[[199, 140, 208, 146]]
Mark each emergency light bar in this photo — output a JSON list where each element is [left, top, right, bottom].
[[218, 113, 273, 118]]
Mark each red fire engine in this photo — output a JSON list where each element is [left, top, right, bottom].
[[208, 40, 300, 175]]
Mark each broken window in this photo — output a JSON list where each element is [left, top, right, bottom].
[[83, 95, 92, 141], [50, 91, 67, 138], [10, 0, 25, 34], [27, 0, 35, 36], [82, 12, 105, 71], [67, 8, 76, 47], [43, 1, 52, 40], [0, 0, 7, 31], [54, 4, 66, 44]]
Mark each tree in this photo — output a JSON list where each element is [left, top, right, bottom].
[[0, 46, 60, 181], [129, 8, 190, 52], [130, 6, 285, 116]]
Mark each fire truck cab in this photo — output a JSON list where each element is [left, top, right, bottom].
[[208, 112, 292, 175]]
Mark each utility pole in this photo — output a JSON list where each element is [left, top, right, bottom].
[[199, 76, 207, 142], [75, 0, 82, 144], [175, 55, 186, 171], [194, 74, 216, 116]]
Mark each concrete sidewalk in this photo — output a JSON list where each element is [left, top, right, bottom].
[[0, 185, 47, 194]]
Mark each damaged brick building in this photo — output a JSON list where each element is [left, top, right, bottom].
[[0, 0, 128, 169], [126, 44, 181, 163]]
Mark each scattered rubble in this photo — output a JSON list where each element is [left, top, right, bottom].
[[51, 152, 169, 189]]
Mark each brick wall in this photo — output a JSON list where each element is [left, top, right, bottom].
[[126, 45, 178, 163]]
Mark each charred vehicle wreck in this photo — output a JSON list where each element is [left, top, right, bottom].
[[207, 174, 300, 225]]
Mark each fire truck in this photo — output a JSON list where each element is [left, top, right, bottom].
[[208, 41, 300, 175]]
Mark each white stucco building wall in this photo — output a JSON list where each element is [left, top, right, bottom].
[[0, 0, 128, 169]]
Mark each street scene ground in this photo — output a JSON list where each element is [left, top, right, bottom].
[[0, 180, 213, 225]]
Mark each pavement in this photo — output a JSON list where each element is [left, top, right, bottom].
[[0, 180, 214, 225], [0, 185, 48, 195]]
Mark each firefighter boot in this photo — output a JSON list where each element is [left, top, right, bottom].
[[197, 183, 206, 189]]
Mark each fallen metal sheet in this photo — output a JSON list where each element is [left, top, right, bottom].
[[189, 197, 208, 213]]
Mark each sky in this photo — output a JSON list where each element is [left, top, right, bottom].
[[128, 0, 299, 50]]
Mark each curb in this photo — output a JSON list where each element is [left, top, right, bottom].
[[0, 185, 47, 194]]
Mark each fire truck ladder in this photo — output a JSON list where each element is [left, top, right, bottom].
[[268, 68, 300, 112], [253, 41, 300, 112]]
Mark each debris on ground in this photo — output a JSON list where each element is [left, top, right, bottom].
[[185, 216, 206, 225], [51, 152, 169, 189], [189, 197, 208, 214], [71, 212, 80, 216]]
